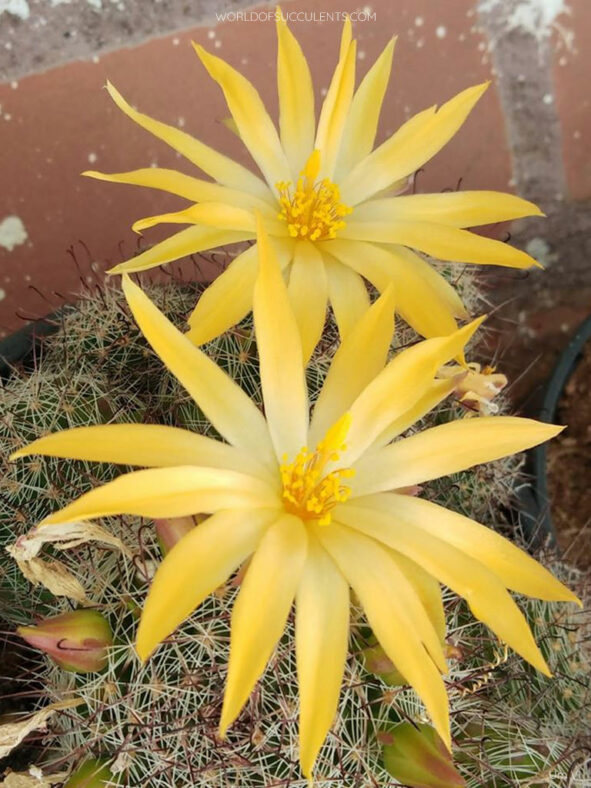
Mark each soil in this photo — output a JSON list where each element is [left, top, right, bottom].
[[547, 343, 591, 571]]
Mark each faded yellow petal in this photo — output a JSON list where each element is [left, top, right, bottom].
[[288, 241, 328, 364], [296, 537, 349, 778], [323, 254, 371, 340], [131, 202, 261, 235], [389, 549, 446, 642], [136, 508, 275, 660], [219, 514, 308, 735]]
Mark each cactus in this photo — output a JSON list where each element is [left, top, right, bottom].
[[1, 271, 589, 785]]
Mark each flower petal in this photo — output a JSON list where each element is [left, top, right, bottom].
[[83, 168, 272, 211], [343, 317, 485, 464], [389, 550, 446, 641], [309, 285, 394, 445], [323, 254, 371, 340], [41, 465, 278, 525], [318, 522, 450, 748], [376, 494, 580, 605], [187, 238, 294, 345], [130, 202, 274, 235], [337, 501, 550, 675], [288, 241, 328, 363], [136, 508, 275, 661], [353, 190, 543, 227], [122, 275, 276, 466], [334, 37, 396, 179], [10, 424, 268, 479], [276, 14, 316, 175], [314, 20, 356, 178], [352, 416, 563, 494], [219, 513, 308, 735], [108, 225, 253, 275], [193, 44, 291, 189], [340, 220, 540, 269], [340, 82, 489, 205], [253, 218, 309, 461], [296, 536, 349, 778], [105, 81, 271, 200]]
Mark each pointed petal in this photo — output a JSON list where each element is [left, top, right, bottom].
[[337, 502, 550, 675], [105, 81, 271, 200], [324, 254, 371, 340], [315, 36, 357, 178], [318, 522, 450, 747], [136, 508, 275, 660], [10, 424, 268, 479], [131, 202, 260, 235], [352, 417, 563, 494], [353, 190, 543, 228], [122, 275, 275, 465], [253, 218, 309, 461], [108, 225, 253, 275], [219, 514, 308, 734], [340, 82, 489, 205], [83, 168, 272, 211], [193, 44, 291, 189], [378, 494, 580, 605], [389, 550, 446, 642], [335, 38, 396, 178], [341, 220, 540, 269], [309, 285, 394, 445], [288, 241, 328, 363], [296, 537, 349, 778], [276, 15, 316, 175], [41, 465, 278, 525], [342, 317, 485, 464]]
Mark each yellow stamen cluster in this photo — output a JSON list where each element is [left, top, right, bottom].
[[280, 414, 355, 526], [276, 150, 352, 242]]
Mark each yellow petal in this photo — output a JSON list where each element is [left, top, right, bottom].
[[83, 168, 272, 211], [338, 501, 550, 675], [122, 275, 276, 466], [288, 241, 328, 364], [136, 508, 275, 660], [295, 537, 349, 778], [276, 14, 316, 175], [10, 423, 268, 479], [193, 44, 291, 189], [323, 253, 371, 340], [41, 465, 278, 525], [253, 218, 309, 461], [309, 285, 394, 445], [108, 225, 253, 275], [353, 190, 543, 227], [334, 37, 396, 179], [342, 317, 485, 464], [219, 513, 308, 735], [131, 202, 277, 236], [340, 220, 540, 269], [318, 522, 450, 747], [105, 81, 271, 200], [340, 82, 489, 205], [352, 417, 563, 494], [314, 37, 357, 178], [389, 550, 446, 642], [378, 494, 580, 605]]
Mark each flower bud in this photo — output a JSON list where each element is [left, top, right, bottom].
[[64, 759, 119, 787], [155, 515, 198, 555], [362, 641, 406, 686], [382, 723, 465, 788], [17, 610, 113, 674]]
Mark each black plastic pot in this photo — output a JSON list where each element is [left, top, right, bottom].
[[520, 313, 591, 547], [0, 312, 62, 378]]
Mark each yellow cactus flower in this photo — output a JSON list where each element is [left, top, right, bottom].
[[84, 14, 543, 360], [12, 221, 576, 779]]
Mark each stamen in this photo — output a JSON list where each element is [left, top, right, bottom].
[[276, 150, 352, 242]]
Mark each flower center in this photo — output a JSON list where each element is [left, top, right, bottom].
[[280, 413, 355, 526], [276, 150, 352, 241]]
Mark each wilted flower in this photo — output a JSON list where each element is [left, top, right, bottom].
[[438, 362, 508, 415]]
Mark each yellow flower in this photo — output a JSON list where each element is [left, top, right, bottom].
[[12, 221, 576, 779], [437, 361, 509, 415], [84, 15, 543, 360]]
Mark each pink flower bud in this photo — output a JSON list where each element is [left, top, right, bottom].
[[382, 723, 465, 788], [154, 515, 198, 555], [17, 610, 113, 674], [64, 758, 119, 787]]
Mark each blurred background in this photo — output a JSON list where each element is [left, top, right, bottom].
[[0, 0, 589, 404]]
